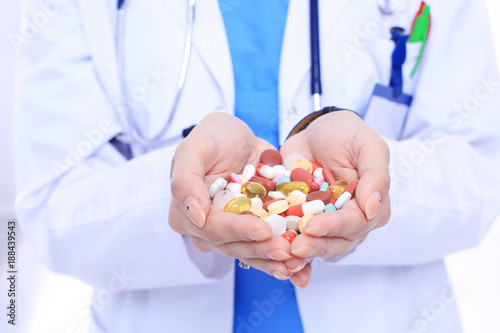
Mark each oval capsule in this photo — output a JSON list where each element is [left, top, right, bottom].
[[241, 181, 267, 198], [282, 181, 310, 196], [224, 197, 252, 214], [327, 180, 350, 200]]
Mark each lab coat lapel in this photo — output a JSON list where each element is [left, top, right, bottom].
[[191, 0, 235, 112], [77, 0, 122, 105], [279, 0, 350, 110]]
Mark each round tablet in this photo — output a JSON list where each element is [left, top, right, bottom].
[[260, 149, 283, 167], [263, 198, 285, 211], [265, 214, 287, 235], [267, 200, 289, 215], [213, 190, 235, 209]]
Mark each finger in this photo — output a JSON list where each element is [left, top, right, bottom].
[[303, 199, 375, 239], [354, 130, 390, 220], [177, 205, 274, 243], [189, 234, 292, 261], [290, 262, 312, 288], [242, 258, 292, 280], [304, 196, 390, 239], [170, 134, 215, 228], [284, 256, 312, 273], [290, 234, 358, 259]]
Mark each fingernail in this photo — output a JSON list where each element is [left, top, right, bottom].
[[267, 250, 292, 261], [299, 280, 310, 289], [305, 226, 329, 237], [184, 196, 206, 228], [291, 277, 310, 289], [292, 245, 316, 258], [273, 271, 291, 280], [288, 262, 306, 273], [247, 230, 273, 241], [365, 192, 382, 220]]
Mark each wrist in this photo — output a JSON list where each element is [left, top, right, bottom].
[[286, 107, 360, 139]]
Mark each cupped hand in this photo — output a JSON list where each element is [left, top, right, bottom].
[[169, 113, 293, 279], [280, 111, 391, 285]]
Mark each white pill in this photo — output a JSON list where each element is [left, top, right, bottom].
[[285, 215, 300, 232], [242, 164, 256, 180], [265, 214, 287, 235], [209, 177, 227, 198], [226, 182, 242, 196], [335, 192, 352, 210], [234, 192, 247, 198], [250, 198, 264, 206], [313, 167, 323, 179], [290, 190, 307, 201], [283, 170, 291, 177], [212, 190, 235, 210], [303, 200, 325, 215], [259, 165, 275, 179], [272, 165, 287, 175], [269, 191, 286, 199]]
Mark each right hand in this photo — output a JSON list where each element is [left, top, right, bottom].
[[169, 113, 294, 280]]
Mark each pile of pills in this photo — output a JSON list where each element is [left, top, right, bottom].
[[208, 150, 358, 244]]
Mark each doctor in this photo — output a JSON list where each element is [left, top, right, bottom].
[[15, 1, 500, 333]]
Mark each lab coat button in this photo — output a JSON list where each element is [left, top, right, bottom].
[[215, 106, 228, 113], [286, 106, 297, 119]]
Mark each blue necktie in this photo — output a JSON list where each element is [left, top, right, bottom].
[[217, 1, 305, 332], [233, 263, 304, 333]]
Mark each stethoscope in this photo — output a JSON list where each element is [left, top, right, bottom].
[[115, 0, 195, 147], [115, 0, 378, 147]]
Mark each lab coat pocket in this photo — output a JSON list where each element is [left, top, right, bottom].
[[362, 39, 422, 140]]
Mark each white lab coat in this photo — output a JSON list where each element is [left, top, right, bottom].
[[15, 0, 500, 332]]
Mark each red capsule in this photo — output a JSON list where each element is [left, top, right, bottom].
[[309, 160, 322, 173], [322, 168, 336, 184], [345, 181, 358, 196]]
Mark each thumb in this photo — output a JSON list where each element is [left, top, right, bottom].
[[170, 137, 213, 228], [354, 137, 391, 220]]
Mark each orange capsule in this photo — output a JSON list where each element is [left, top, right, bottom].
[[327, 180, 350, 200]]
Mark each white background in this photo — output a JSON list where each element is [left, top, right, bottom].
[[1, 1, 499, 332]]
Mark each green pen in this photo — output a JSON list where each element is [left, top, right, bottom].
[[409, 4, 431, 77]]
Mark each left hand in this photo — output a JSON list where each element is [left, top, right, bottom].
[[279, 110, 391, 287]]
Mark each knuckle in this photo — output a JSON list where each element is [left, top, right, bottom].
[[348, 222, 366, 240], [190, 237, 211, 252], [199, 227, 221, 244]]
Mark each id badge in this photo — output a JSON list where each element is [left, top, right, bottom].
[[363, 83, 413, 140]]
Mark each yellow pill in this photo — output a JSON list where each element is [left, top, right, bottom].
[[249, 205, 270, 219], [224, 197, 252, 214], [282, 181, 310, 197], [291, 158, 313, 174], [327, 180, 350, 200], [276, 182, 289, 193], [241, 182, 267, 198], [286, 194, 306, 206], [267, 200, 289, 215], [298, 214, 314, 234]]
